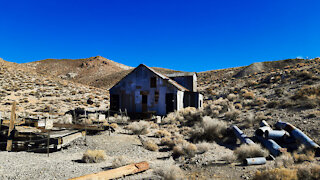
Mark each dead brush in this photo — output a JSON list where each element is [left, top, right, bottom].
[[127, 120, 150, 135], [160, 137, 175, 148], [142, 140, 159, 151], [155, 129, 171, 138], [190, 116, 227, 142], [293, 151, 315, 163], [253, 167, 297, 180], [153, 165, 185, 180], [82, 150, 106, 163], [275, 152, 294, 168], [196, 142, 211, 154], [296, 163, 320, 180], [172, 142, 197, 158], [224, 109, 241, 121], [234, 144, 269, 162], [112, 156, 133, 168]]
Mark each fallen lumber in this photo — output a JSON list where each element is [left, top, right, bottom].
[[70, 161, 149, 180], [53, 123, 105, 131]]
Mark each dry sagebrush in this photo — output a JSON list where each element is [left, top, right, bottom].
[[190, 116, 227, 142], [127, 120, 150, 135], [234, 144, 268, 162], [153, 165, 185, 180], [82, 150, 106, 163]]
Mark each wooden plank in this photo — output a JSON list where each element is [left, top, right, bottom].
[[53, 123, 105, 131], [6, 101, 16, 151], [60, 131, 83, 147], [69, 161, 149, 180]]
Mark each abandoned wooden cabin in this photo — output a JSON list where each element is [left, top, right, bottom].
[[109, 64, 203, 117]]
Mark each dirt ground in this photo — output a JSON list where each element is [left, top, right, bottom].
[[0, 127, 279, 180]]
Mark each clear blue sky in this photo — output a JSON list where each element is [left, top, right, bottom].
[[0, 0, 319, 72]]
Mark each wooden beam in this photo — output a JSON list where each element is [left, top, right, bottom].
[[69, 161, 149, 180], [53, 123, 105, 131], [6, 101, 16, 151]]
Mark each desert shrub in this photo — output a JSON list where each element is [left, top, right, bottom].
[[162, 107, 202, 126], [213, 98, 229, 113], [242, 91, 255, 99], [160, 137, 175, 148], [227, 93, 237, 101], [291, 85, 320, 109], [196, 142, 211, 154], [293, 151, 315, 163], [297, 163, 320, 180], [267, 100, 279, 108], [253, 168, 297, 180], [275, 152, 294, 168], [127, 121, 150, 135], [172, 142, 197, 158], [234, 144, 268, 162], [155, 129, 171, 138], [82, 150, 106, 163], [142, 140, 159, 151], [153, 165, 185, 180], [254, 97, 268, 106], [234, 103, 242, 110], [190, 116, 227, 142], [112, 156, 133, 168], [243, 113, 255, 127], [203, 104, 222, 117], [224, 109, 241, 120]]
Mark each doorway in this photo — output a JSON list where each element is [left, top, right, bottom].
[[166, 93, 174, 113], [142, 94, 148, 112]]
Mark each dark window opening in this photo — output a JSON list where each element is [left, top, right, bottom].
[[150, 77, 156, 88], [155, 91, 159, 103], [142, 95, 148, 104]]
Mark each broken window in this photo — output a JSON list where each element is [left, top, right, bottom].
[[150, 77, 156, 88], [155, 91, 159, 103]]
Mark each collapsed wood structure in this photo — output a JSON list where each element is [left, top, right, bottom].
[[0, 104, 115, 152]]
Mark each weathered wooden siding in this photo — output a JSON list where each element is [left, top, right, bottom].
[[110, 66, 181, 116], [170, 74, 197, 92]]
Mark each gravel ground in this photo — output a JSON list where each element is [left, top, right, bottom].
[[0, 129, 174, 180]]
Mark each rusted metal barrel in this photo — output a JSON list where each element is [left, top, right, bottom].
[[255, 126, 272, 137], [232, 125, 254, 145], [265, 130, 288, 140], [256, 136, 287, 156], [244, 157, 266, 165], [275, 121, 320, 150]]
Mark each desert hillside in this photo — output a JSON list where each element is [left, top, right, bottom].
[[0, 58, 109, 118], [25, 56, 133, 89]]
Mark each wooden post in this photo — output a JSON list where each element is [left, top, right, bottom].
[[6, 101, 16, 151], [108, 109, 110, 123], [84, 110, 87, 146], [0, 111, 2, 131]]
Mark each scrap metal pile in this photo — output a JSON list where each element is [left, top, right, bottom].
[[232, 120, 319, 165]]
